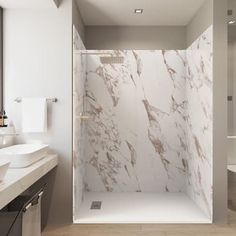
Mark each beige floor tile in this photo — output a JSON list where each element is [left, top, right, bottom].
[[89, 231, 137, 236], [137, 231, 167, 236], [165, 232, 205, 236], [42, 211, 236, 236], [75, 224, 142, 232], [203, 233, 236, 236]]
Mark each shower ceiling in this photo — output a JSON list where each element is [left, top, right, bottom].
[[76, 0, 205, 26]]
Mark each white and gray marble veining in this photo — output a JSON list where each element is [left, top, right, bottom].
[[73, 26, 213, 220], [72, 26, 86, 220], [84, 50, 187, 193], [185, 26, 213, 219]]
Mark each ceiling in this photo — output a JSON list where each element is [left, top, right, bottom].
[[0, 0, 55, 9], [76, 0, 206, 26]]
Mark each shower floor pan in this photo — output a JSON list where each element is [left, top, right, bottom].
[[74, 192, 211, 224]]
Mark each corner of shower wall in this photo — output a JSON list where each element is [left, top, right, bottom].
[[185, 25, 213, 221], [72, 25, 86, 222]]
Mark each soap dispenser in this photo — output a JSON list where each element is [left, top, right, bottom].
[[0, 110, 8, 127]]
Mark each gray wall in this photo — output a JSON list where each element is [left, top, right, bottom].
[[229, 25, 236, 41], [72, 0, 85, 41], [85, 26, 186, 49], [212, 0, 228, 224], [228, 26, 236, 163], [186, 0, 213, 46], [84, 0, 214, 50]]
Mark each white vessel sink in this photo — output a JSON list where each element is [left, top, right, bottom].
[[0, 160, 10, 181], [0, 144, 49, 168]]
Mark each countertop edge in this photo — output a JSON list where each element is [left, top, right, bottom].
[[0, 154, 58, 210]]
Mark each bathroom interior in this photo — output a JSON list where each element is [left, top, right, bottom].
[[0, 0, 232, 234]]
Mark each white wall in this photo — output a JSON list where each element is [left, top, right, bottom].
[[3, 0, 73, 224]]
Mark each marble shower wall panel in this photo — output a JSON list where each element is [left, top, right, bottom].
[[84, 50, 188, 193], [73, 26, 86, 220], [185, 26, 213, 218]]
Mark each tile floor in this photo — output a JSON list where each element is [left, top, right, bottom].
[[43, 210, 236, 236]]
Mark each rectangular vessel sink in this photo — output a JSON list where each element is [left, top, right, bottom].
[[0, 144, 49, 168], [0, 160, 10, 181]]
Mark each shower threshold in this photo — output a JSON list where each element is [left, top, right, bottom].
[[74, 192, 212, 224]]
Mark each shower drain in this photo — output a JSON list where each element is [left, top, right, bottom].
[[90, 201, 102, 210]]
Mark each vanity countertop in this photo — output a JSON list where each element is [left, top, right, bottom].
[[0, 154, 58, 210]]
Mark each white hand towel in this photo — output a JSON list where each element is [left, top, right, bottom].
[[22, 98, 47, 133]]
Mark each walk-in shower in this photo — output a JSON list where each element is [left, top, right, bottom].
[[73, 25, 213, 223]]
